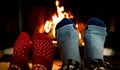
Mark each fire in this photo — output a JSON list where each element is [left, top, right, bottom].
[[43, 0, 74, 38], [76, 23, 86, 46], [38, 0, 85, 46]]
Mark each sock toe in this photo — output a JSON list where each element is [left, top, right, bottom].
[[8, 32, 31, 70], [55, 18, 74, 30], [32, 33, 55, 70], [87, 18, 106, 27]]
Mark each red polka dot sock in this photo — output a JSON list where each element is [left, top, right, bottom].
[[31, 33, 55, 70], [8, 32, 31, 70]]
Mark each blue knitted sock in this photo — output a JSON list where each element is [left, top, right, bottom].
[[55, 18, 81, 64], [84, 18, 107, 67]]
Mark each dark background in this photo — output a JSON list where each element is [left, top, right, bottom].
[[0, 0, 120, 69], [0, 0, 119, 50]]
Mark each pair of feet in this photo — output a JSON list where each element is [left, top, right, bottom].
[[8, 32, 55, 70], [55, 18, 113, 70]]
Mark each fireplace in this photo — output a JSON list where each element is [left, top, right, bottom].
[[0, 0, 117, 51], [23, 0, 86, 47]]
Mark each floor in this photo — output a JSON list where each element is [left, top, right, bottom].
[[0, 60, 61, 70], [0, 56, 120, 70], [0, 48, 62, 70], [0, 47, 120, 70]]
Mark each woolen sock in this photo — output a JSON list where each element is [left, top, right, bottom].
[[84, 18, 107, 67], [8, 32, 31, 70], [31, 33, 55, 70], [55, 18, 81, 64]]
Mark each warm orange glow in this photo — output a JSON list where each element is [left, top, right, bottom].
[[38, 24, 45, 33], [38, 0, 85, 46], [44, 20, 52, 33], [43, 0, 74, 38], [76, 23, 86, 46]]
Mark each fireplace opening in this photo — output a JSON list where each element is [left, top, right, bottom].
[[24, 0, 89, 47], [0, 0, 117, 50]]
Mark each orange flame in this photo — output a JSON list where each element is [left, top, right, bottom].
[[43, 0, 74, 38], [38, 0, 85, 46], [76, 23, 86, 46]]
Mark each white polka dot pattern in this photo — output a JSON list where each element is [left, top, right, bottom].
[[32, 39, 54, 62], [8, 32, 31, 70], [13, 39, 30, 57], [32, 33, 55, 70]]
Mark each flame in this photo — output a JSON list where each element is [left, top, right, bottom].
[[43, 0, 73, 38], [75, 23, 86, 46], [44, 20, 52, 33], [38, 0, 85, 46]]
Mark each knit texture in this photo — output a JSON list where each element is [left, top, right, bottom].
[[8, 32, 31, 70], [32, 33, 55, 70]]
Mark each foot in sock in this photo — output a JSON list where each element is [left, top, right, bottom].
[[55, 18, 81, 69], [31, 33, 55, 70], [84, 18, 112, 69], [8, 32, 31, 70]]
